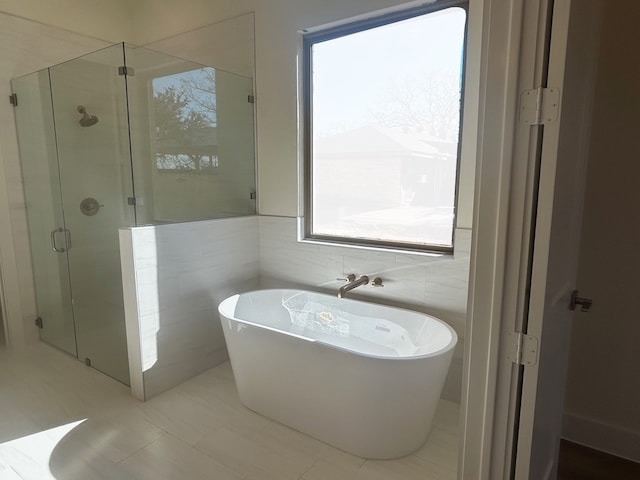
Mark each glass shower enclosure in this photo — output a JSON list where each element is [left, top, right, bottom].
[[12, 43, 255, 385]]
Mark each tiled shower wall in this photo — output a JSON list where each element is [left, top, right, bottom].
[[122, 215, 470, 401]]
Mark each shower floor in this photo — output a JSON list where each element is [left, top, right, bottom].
[[0, 343, 459, 479]]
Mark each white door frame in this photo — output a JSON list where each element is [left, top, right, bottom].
[[462, 0, 603, 476], [460, 0, 559, 477], [514, 0, 601, 476]]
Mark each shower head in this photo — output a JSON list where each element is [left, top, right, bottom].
[[77, 105, 99, 127]]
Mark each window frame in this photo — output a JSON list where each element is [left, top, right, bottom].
[[302, 0, 469, 254]]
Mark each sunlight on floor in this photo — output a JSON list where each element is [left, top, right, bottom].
[[0, 420, 86, 479], [0, 344, 459, 479]]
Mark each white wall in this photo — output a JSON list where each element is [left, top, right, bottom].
[[145, 12, 254, 78], [562, 0, 640, 461], [0, 0, 131, 43]]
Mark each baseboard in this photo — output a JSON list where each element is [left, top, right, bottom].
[[562, 411, 640, 463]]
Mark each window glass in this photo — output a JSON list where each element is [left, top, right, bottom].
[[152, 67, 218, 174], [306, 5, 467, 251]]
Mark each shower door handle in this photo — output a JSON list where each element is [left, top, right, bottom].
[[50, 227, 71, 252], [51, 227, 66, 253], [63, 228, 72, 251]]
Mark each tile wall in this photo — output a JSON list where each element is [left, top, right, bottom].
[[258, 216, 471, 401], [120, 216, 260, 400], [122, 214, 470, 401]]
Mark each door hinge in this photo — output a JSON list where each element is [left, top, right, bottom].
[[118, 66, 135, 77], [127, 197, 136, 206], [35, 317, 43, 329], [249, 191, 257, 200], [248, 94, 255, 104], [9, 93, 18, 106], [519, 87, 560, 125], [507, 331, 538, 366]]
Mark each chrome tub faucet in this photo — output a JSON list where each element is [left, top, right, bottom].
[[337, 274, 369, 298]]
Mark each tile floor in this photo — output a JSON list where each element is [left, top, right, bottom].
[[0, 344, 459, 480]]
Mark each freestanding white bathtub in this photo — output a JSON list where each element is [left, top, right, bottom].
[[218, 289, 457, 459]]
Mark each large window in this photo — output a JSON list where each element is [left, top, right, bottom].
[[304, 2, 467, 253]]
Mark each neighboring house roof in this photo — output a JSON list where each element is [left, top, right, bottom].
[[315, 125, 456, 158]]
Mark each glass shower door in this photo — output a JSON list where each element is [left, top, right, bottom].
[[48, 44, 135, 384], [13, 70, 77, 357]]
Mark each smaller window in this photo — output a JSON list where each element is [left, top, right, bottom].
[[303, 2, 468, 253]]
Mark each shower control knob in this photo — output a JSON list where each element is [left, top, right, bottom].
[[337, 274, 356, 283], [80, 197, 102, 216]]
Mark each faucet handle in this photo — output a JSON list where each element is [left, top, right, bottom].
[[371, 277, 384, 287], [337, 273, 356, 283]]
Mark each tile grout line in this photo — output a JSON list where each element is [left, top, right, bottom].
[[114, 430, 169, 465], [297, 457, 321, 480]]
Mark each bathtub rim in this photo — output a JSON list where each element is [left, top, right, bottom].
[[218, 288, 458, 361]]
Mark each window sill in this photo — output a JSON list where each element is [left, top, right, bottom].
[[298, 237, 452, 258]]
